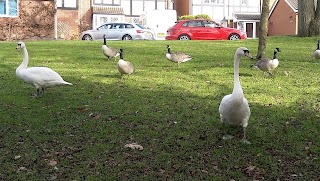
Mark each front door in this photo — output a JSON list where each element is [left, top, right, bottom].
[[246, 23, 253, 38]]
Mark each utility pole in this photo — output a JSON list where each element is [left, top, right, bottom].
[[54, 0, 57, 39]]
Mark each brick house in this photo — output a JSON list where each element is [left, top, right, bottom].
[[268, 0, 298, 36], [0, 0, 54, 40], [0, 0, 92, 40], [0, 0, 172, 41]]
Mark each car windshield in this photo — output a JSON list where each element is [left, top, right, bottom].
[[135, 24, 147, 29]]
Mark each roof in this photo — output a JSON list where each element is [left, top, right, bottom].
[[92, 6, 124, 15], [233, 13, 261, 21], [269, 0, 298, 16], [286, 0, 298, 11]]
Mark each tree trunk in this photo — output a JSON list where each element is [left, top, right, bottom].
[[257, 0, 270, 59], [309, 0, 320, 36], [298, 0, 315, 37]]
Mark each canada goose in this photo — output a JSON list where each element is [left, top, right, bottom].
[[313, 40, 320, 59], [251, 48, 281, 77], [166, 45, 192, 63], [16, 42, 72, 97], [102, 34, 119, 61], [219, 47, 253, 144], [117, 49, 135, 79]]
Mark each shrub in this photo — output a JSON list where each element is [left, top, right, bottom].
[[178, 14, 212, 21], [178, 15, 195, 20], [194, 14, 212, 20]]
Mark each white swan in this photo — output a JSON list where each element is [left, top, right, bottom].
[[313, 40, 320, 59], [117, 49, 135, 79], [16, 42, 72, 97], [166, 45, 192, 63], [252, 48, 280, 77], [219, 47, 253, 144], [102, 34, 119, 61]]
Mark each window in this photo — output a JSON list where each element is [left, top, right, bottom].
[[125, 24, 134, 29], [204, 0, 223, 4], [0, 0, 18, 17], [57, 0, 77, 9], [112, 23, 124, 29], [94, 0, 120, 5], [184, 21, 203, 27], [203, 21, 220, 28], [98, 24, 112, 30]]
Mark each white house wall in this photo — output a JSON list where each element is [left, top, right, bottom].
[[122, 0, 167, 16], [191, 0, 260, 22], [92, 0, 169, 28]]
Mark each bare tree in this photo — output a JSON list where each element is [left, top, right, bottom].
[[309, 0, 320, 36], [257, 0, 270, 59], [19, 2, 55, 39], [298, 0, 315, 37]]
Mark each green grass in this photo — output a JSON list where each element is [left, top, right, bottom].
[[0, 36, 319, 180]]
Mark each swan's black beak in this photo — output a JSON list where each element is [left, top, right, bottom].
[[243, 50, 253, 59], [245, 53, 253, 59]]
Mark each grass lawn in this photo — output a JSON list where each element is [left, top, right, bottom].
[[0, 36, 319, 180]]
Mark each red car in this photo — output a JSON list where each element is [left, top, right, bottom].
[[165, 20, 247, 40]]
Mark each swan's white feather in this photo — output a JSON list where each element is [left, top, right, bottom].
[[219, 94, 250, 127], [16, 67, 72, 89], [218, 47, 252, 144], [16, 42, 72, 96]]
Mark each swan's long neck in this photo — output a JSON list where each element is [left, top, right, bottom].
[[232, 54, 243, 96], [17, 47, 29, 70]]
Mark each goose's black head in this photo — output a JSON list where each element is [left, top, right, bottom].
[[166, 45, 171, 53], [274, 48, 281, 53]]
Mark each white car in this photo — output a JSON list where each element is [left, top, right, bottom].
[[81, 22, 154, 40]]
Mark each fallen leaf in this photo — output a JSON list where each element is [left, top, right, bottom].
[[124, 143, 143, 150], [14, 155, 21, 160], [17, 166, 27, 172], [244, 165, 256, 173], [77, 107, 87, 112], [48, 160, 57, 166]]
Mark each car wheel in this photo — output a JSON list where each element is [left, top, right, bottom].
[[122, 35, 132, 40], [82, 34, 92, 41], [229, 34, 240, 40], [178, 34, 190, 40]]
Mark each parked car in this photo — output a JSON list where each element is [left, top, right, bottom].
[[165, 20, 247, 40], [80, 22, 154, 41]]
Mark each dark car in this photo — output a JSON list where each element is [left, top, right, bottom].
[[165, 20, 247, 40]]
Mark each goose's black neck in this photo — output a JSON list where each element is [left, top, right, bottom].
[[120, 49, 124, 59], [273, 51, 277, 59], [167, 47, 171, 53], [317, 41, 320, 50], [103, 37, 106, 45]]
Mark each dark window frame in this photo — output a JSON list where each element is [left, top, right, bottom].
[[93, 0, 121, 6], [57, 0, 78, 10]]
